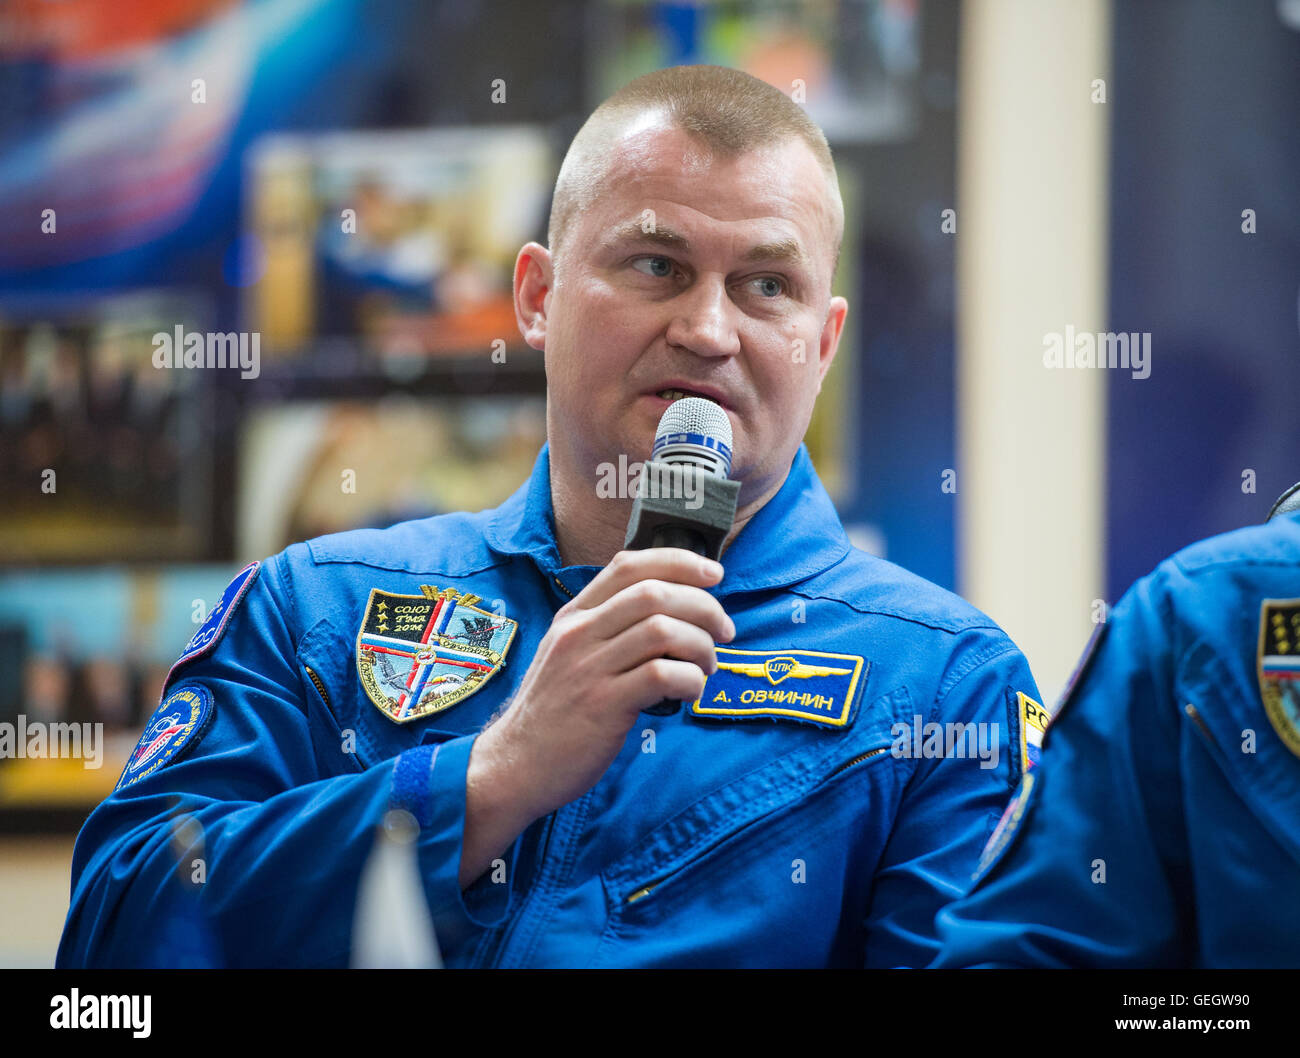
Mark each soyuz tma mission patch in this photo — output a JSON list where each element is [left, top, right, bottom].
[[356, 585, 517, 723], [1257, 599, 1300, 759], [116, 684, 214, 791], [689, 647, 868, 729]]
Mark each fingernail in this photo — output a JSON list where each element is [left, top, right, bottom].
[[703, 559, 724, 579]]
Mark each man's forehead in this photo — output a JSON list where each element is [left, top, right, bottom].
[[598, 120, 815, 194], [584, 124, 837, 261]]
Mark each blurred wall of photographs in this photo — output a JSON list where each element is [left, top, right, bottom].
[[4, 0, 1298, 838], [1, 294, 215, 565], [0, 0, 924, 828], [247, 127, 552, 360]]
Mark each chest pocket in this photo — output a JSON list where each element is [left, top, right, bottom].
[[1177, 640, 1300, 866], [296, 617, 526, 771], [296, 618, 441, 771], [296, 619, 372, 772], [598, 686, 916, 930]]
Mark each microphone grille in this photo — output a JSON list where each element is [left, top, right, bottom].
[[657, 396, 733, 448]]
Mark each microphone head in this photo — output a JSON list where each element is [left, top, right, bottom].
[[1268, 480, 1300, 522], [651, 396, 733, 478]]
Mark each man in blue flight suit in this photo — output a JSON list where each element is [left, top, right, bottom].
[[932, 486, 1300, 968], [59, 65, 1040, 968]]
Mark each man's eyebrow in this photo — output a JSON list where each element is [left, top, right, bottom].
[[741, 238, 808, 267], [603, 223, 809, 268], [604, 221, 692, 252]]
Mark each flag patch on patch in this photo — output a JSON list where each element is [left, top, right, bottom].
[[1018, 691, 1050, 773]]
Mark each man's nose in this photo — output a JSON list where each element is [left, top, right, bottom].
[[664, 276, 742, 358]]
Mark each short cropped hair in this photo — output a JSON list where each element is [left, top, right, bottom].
[[548, 64, 844, 280]]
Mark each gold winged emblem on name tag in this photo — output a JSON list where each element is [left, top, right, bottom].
[[717, 655, 854, 686]]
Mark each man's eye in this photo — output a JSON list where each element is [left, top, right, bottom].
[[749, 276, 785, 298], [632, 256, 675, 278]]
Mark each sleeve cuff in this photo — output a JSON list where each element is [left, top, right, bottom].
[[390, 734, 521, 936]]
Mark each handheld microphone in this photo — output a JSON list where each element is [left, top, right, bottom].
[[624, 396, 740, 715]]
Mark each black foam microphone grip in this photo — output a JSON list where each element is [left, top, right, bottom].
[[642, 524, 708, 715]]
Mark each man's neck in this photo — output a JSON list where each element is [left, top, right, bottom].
[[549, 446, 786, 568]]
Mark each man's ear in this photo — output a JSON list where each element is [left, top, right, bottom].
[[514, 242, 553, 352], [815, 296, 849, 390]]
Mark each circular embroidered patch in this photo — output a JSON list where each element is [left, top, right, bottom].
[[116, 684, 214, 790]]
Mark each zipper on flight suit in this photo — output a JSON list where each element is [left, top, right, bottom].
[[625, 811, 774, 905], [304, 665, 331, 707], [471, 572, 575, 965], [466, 572, 583, 965], [823, 745, 890, 780], [624, 744, 892, 905], [1183, 702, 1219, 749]]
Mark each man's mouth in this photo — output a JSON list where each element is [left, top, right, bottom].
[[651, 385, 730, 409]]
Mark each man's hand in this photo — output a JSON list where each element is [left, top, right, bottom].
[[459, 549, 735, 888]]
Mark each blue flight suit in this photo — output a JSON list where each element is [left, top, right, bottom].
[[933, 511, 1300, 968], [59, 443, 1040, 968]]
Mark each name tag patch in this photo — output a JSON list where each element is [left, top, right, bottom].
[[690, 647, 868, 729]]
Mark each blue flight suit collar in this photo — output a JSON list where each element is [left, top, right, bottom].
[[483, 442, 851, 595]]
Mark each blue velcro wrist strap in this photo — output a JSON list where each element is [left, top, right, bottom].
[[390, 744, 438, 828]]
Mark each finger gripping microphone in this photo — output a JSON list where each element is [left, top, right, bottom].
[[624, 396, 741, 714]]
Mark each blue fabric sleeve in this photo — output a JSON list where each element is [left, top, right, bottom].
[[55, 554, 513, 968], [931, 570, 1192, 967], [862, 633, 1043, 968], [396, 733, 522, 950]]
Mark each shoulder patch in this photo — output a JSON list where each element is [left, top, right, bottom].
[[973, 770, 1038, 883], [1050, 621, 1108, 735], [164, 561, 260, 691], [689, 647, 867, 729], [116, 684, 215, 790], [1016, 691, 1049, 775], [1257, 598, 1300, 759]]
